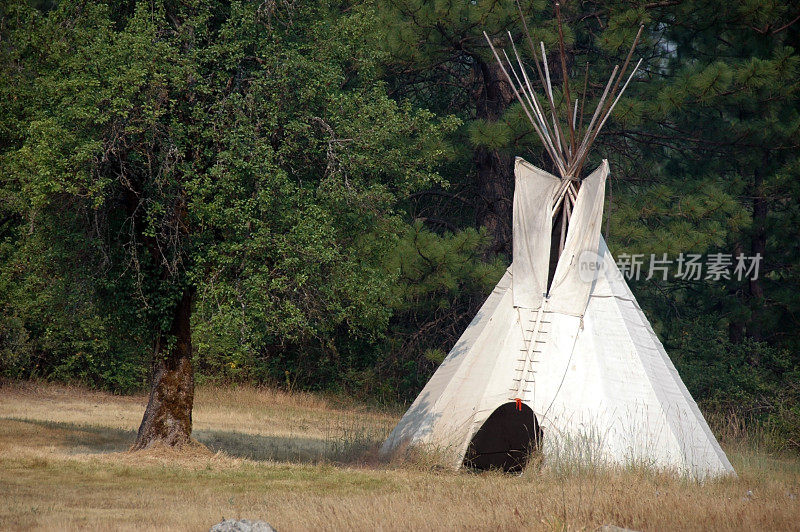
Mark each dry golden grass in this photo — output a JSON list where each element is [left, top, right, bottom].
[[1, 381, 798, 531]]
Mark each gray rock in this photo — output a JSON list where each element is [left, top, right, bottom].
[[596, 526, 640, 532], [211, 518, 277, 532]]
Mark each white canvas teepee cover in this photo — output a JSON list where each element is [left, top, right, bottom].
[[380, 158, 734, 479]]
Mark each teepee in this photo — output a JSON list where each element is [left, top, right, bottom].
[[380, 6, 735, 479]]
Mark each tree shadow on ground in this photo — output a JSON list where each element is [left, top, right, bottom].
[[194, 429, 330, 462], [1, 418, 376, 464], [0, 418, 135, 453]]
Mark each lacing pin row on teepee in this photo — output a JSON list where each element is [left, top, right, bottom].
[[510, 303, 548, 402], [491, 0, 644, 406], [379, 4, 737, 479]]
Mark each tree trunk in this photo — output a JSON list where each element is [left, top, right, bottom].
[[473, 58, 515, 257], [131, 288, 195, 450], [748, 154, 768, 342], [728, 241, 746, 343], [475, 146, 514, 256]]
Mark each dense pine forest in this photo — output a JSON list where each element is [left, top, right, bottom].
[[1, 0, 798, 448]]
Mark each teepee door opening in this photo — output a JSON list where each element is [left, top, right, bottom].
[[380, 11, 737, 477], [463, 402, 542, 473]]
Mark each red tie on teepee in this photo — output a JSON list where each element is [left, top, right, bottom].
[[515, 398, 522, 411]]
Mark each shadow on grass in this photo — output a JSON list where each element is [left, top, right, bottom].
[[194, 430, 329, 463], [0, 417, 135, 454], [1, 417, 378, 465]]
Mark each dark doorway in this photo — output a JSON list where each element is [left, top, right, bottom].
[[463, 402, 542, 473]]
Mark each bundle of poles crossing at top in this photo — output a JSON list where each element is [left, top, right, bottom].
[[483, 1, 643, 226]]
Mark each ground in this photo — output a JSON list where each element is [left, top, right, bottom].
[[0, 382, 798, 531]]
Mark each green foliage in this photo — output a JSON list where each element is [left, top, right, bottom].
[[0, 0, 798, 449], [468, 119, 512, 150], [365, 222, 505, 401], [377, 0, 549, 68], [0, 216, 149, 392], [193, 218, 504, 401], [0, 0, 462, 393], [668, 316, 800, 448], [606, 177, 747, 256]]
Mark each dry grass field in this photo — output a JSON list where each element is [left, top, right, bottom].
[[1, 382, 798, 531]]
